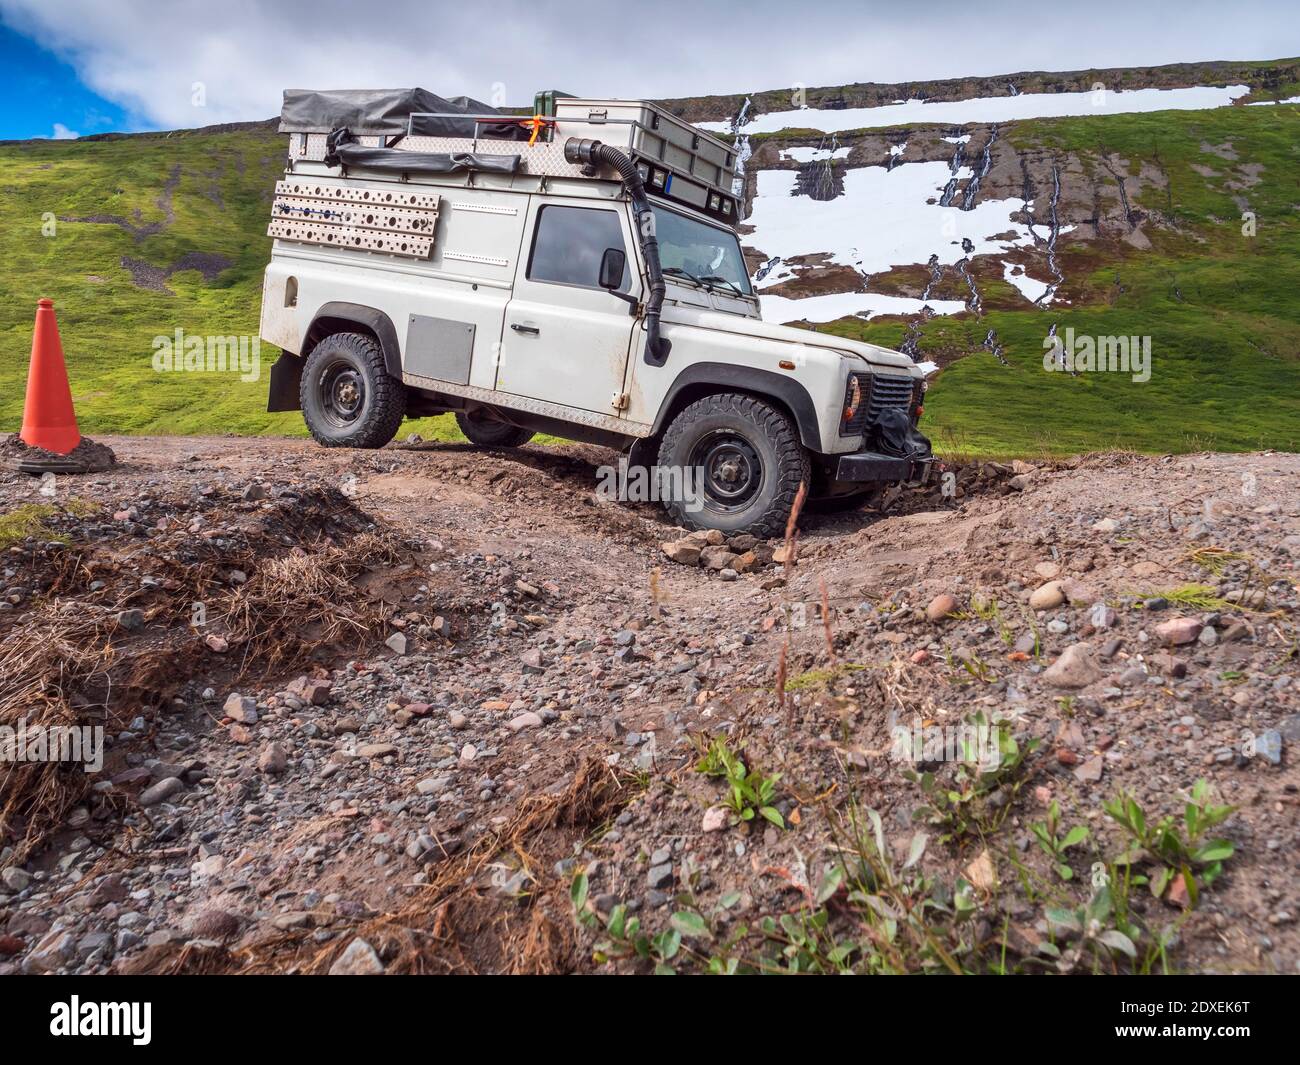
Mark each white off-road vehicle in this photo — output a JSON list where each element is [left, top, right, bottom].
[[260, 89, 933, 536]]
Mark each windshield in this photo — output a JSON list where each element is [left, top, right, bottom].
[[652, 204, 754, 297]]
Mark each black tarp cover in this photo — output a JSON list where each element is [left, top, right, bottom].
[[329, 142, 521, 175], [280, 88, 526, 139]]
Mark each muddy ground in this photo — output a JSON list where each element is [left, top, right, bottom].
[[0, 436, 1296, 975]]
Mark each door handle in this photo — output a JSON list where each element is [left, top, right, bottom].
[[511, 323, 539, 336]]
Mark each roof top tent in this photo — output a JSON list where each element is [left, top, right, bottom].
[[276, 88, 743, 226]]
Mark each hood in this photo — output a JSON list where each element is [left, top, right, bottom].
[[666, 304, 920, 373]]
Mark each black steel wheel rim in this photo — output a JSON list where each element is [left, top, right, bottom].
[[319, 361, 365, 427], [690, 430, 763, 513]]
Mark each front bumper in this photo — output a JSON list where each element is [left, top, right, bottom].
[[835, 450, 933, 485]]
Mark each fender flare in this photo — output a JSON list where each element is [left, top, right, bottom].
[[650, 362, 822, 451], [304, 302, 403, 379]]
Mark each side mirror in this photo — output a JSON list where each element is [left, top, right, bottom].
[[598, 247, 626, 290]]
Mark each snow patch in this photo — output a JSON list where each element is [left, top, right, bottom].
[[780, 145, 852, 163], [700, 85, 1251, 135], [759, 290, 967, 324], [1001, 260, 1052, 303], [748, 163, 1054, 285]]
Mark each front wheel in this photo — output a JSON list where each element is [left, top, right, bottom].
[[455, 409, 535, 448], [657, 393, 810, 537], [300, 332, 406, 448]]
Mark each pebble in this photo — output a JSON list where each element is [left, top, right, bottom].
[[1088, 605, 1118, 630], [1029, 582, 1065, 610], [925, 593, 959, 622], [358, 743, 398, 759], [2, 867, 33, 892], [258, 743, 288, 775], [188, 909, 242, 940], [702, 807, 729, 832], [139, 777, 184, 807], [647, 863, 674, 890], [661, 540, 701, 565], [223, 693, 258, 723], [329, 938, 385, 975], [1255, 730, 1283, 766], [1156, 617, 1202, 646], [1042, 644, 1104, 689]]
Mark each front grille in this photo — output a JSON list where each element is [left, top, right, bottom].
[[842, 372, 914, 436], [868, 373, 915, 418]]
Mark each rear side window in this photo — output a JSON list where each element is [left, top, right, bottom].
[[528, 206, 630, 291]]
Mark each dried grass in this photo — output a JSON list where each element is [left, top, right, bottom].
[[161, 757, 634, 976], [0, 497, 403, 864]]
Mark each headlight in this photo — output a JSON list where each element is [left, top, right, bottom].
[[842, 375, 862, 424]]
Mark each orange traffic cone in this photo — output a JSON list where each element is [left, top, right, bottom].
[[20, 298, 81, 455]]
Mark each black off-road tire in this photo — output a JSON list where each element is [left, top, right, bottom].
[[300, 332, 406, 449], [455, 409, 535, 448], [657, 393, 811, 538]]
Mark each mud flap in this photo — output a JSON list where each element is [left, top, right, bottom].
[[626, 436, 657, 474], [267, 351, 303, 412]]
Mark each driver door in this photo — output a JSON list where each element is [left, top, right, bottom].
[[495, 200, 639, 417]]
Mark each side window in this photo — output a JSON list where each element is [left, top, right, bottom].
[[527, 206, 630, 291]]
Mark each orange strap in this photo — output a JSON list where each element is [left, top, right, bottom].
[[519, 114, 552, 146]]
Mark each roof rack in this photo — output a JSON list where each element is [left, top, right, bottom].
[[283, 97, 744, 224]]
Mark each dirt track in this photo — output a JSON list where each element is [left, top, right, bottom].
[[1, 436, 1297, 974]]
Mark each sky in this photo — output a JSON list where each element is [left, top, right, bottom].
[[2, 0, 1298, 139]]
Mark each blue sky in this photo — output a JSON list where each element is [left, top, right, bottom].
[[2, 0, 1299, 140], [0, 23, 128, 140]]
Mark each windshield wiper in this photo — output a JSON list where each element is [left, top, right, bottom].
[[665, 266, 747, 298], [701, 275, 745, 297], [662, 266, 708, 288]]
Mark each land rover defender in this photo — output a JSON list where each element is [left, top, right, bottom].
[[260, 88, 933, 536]]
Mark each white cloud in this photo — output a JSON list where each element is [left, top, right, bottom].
[[2, 0, 1299, 130], [29, 122, 80, 139]]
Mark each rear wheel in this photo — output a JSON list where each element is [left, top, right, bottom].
[[300, 332, 405, 448], [657, 393, 810, 537], [455, 409, 535, 448]]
